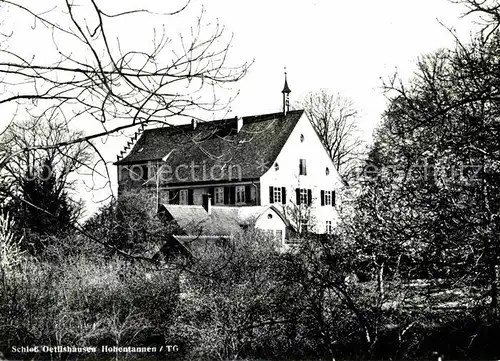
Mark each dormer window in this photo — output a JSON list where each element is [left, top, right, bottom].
[[274, 163, 279, 171], [300, 134, 304, 142]]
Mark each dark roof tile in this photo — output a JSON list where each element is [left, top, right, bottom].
[[115, 110, 304, 183]]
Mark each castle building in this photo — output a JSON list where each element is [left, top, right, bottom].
[[115, 74, 343, 245]]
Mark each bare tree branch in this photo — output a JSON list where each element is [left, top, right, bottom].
[[298, 89, 365, 180]]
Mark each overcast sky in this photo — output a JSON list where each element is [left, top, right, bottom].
[[194, 0, 472, 138]]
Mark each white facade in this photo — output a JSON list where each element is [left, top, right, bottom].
[[244, 206, 287, 245], [118, 111, 344, 237], [260, 112, 343, 234]]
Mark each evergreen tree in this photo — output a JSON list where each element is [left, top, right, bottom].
[[8, 158, 76, 253]]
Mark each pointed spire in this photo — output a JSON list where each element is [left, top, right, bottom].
[[282, 68, 291, 115], [282, 70, 291, 94]]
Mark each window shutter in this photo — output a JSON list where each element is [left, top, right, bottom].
[[281, 187, 286, 205], [209, 187, 215, 201], [269, 186, 274, 204], [332, 190, 336, 206], [230, 187, 236, 205], [307, 189, 312, 206], [224, 187, 230, 205], [296, 188, 301, 205], [245, 185, 251, 204], [321, 190, 325, 206], [188, 189, 194, 205], [303, 159, 307, 175]]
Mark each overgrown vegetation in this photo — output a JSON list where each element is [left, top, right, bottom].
[[1, 201, 499, 360]]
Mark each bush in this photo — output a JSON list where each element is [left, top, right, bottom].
[[0, 223, 495, 360], [84, 189, 174, 258], [0, 255, 179, 357]]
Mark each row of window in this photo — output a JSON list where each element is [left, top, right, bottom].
[[166, 189, 193, 205], [164, 186, 335, 206], [165, 185, 254, 205], [269, 186, 335, 206]]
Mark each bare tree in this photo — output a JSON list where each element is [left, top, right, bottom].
[[0, 116, 92, 203], [299, 90, 364, 179], [0, 0, 251, 195], [450, 0, 500, 40]]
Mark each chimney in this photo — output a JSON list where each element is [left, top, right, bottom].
[[191, 118, 197, 130], [202, 194, 212, 215], [236, 116, 243, 133]]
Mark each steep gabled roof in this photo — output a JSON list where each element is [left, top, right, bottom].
[[115, 110, 304, 183]]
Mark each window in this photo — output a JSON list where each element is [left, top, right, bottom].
[[275, 229, 283, 240], [214, 187, 224, 205], [274, 163, 279, 171], [326, 167, 330, 175], [295, 188, 312, 206], [147, 163, 156, 179], [236, 185, 246, 204], [141, 164, 149, 181], [300, 188, 308, 204], [299, 159, 307, 175], [179, 189, 188, 205], [326, 221, 333, 234], [300, 134, 304, 142], [325, 191, 332, 206], [167, 190, 180, 205], [163, 190, 170, 204], [273, 187, 282, 203], [120, 167, 128, 181], [270, 186, 286, 204], [321, 190, 335, 206]]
